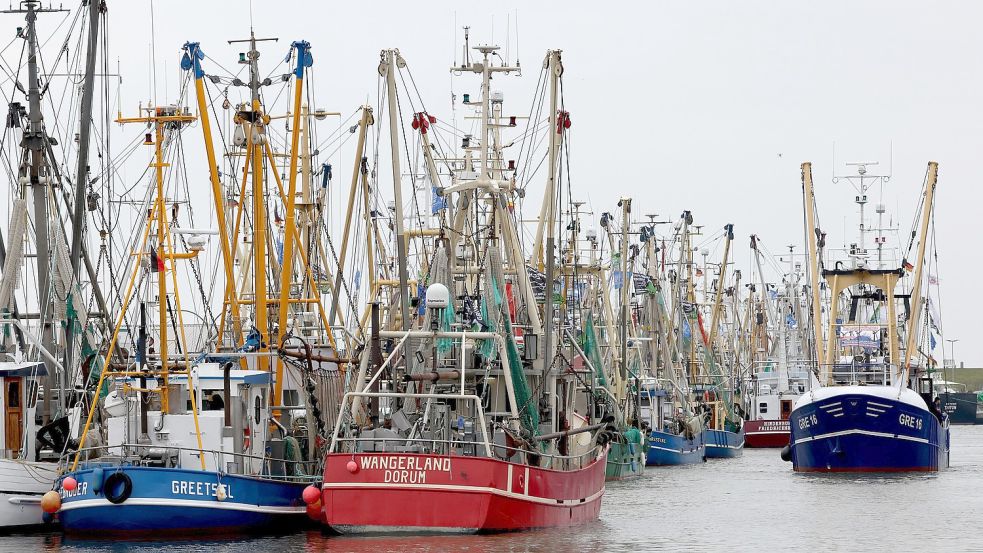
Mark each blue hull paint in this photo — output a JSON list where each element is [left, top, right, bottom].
[[705, 428, 745, 459], [59, 465, 314, 534], [645, 429, 706, 466], [789, 390, 950, 472]]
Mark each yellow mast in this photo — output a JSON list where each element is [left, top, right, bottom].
[[73, 105, 206, 470], [273, 41, 312, 407], [801, 163, 827, 381], [182, 42, 243, 349], [900, 161, 939, 384]]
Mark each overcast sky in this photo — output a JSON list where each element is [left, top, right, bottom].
[[26, 1, 980, 366]]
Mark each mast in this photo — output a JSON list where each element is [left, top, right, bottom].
[[21, 1, 57, 423], [532, 50, 562, 270], [65, 0, 101, 375], [182, 42, 242, 346], [273, 40, 312, 407], [900, 161, 938, 386], [618, 198, 631, 398], [801, 162, 826, 381], [227, 30, 278, 371], [382, 49, 411, 331], [328, 106, 372, 327], [707, 224, 733, 349]]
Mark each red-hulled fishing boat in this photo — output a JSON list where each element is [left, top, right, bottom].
[[309, 41, 612, 533], [321, 431, 607, 533]]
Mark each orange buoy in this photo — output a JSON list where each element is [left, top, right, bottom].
[[41, 490, 61, 514], [62, 476, 78, 491]]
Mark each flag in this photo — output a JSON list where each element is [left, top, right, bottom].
[[902, 259, 914, 271], [431, 186, 447, 214], [930, 333, 937, 351], [926, 297, 942, 333], [150, 247, 165, 272], [695, 268, 704, 277]]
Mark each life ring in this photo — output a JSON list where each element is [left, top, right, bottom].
[[104, 472, 133, 504]]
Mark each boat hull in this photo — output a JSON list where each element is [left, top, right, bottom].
[[320, 449, 606, 533], [744, 419, 790, 448], [59, 465, 313, 534], [705, 428, 744, 458], [789, 387, 950, 472], [605, 440, 646, 480], [0, 459, 58, 531], [645, 430, 705, 465]]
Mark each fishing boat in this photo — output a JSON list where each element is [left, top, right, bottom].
[[785, 161, 950, 472], [0, 0, 109, 530], [316, 41, 608, 533], [693, 224, 744, 459], [638, 211, 706, 465], [742, 237, 812, 448], [583, 198, 646, 480], [56, 35, 339, 533], [0, 362, 60, 530]]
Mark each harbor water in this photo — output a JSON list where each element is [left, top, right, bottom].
[[9, 424, 981, 552]]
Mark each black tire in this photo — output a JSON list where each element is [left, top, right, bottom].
[[104, 472, 133, 504]]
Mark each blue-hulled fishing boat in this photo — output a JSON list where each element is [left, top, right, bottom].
[[56, 38, 334, 533], [705, 427, 744, 459], [786, 162, 950, 473]]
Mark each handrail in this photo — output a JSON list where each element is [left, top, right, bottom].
[[69, 442, 321, 482], [333, 437, 599, 471], [332, 391, 493, 458]]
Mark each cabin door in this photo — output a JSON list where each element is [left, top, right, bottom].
[[780, 399, 793, 420], [5, 377, 22, 457]]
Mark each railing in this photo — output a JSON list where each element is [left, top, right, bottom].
[[826, 362, 894, 386], [330, 391, 600, 472], [332, 436, 599, 471], [69, 442, 321, 483]]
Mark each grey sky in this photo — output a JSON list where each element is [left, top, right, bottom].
[[75, 1, 980, 365]]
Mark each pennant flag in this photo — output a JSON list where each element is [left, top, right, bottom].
[[150, 247, 165, 272], [902, 259, 914, 271], [929, 333, 937, 351]]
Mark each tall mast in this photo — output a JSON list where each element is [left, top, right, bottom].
[[182, 42, 242, 346], [274, 40, 312, 406], [801, 162, 826, 381], [675, 212, 690, 376], [618, 198, 631, 398], [69, 0, 101, 282], [532, 50, 562, 270], [707, 224, 734, 349], [20, 1, 57, 423], [65, 0, 101, 376], [900, 162, 938, 386], [382, 49, 411, 331], [228, 30, 277, 370]]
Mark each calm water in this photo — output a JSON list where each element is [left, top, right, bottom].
[[6, 425, 982, 552]]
